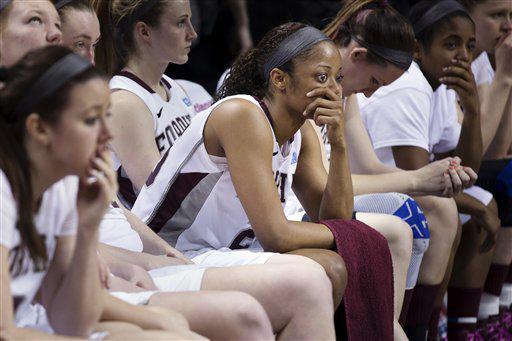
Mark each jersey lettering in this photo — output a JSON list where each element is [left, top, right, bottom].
[[274, 171, 288, 203], [154, 114, 192, 154], [229, 229, 256, 249]]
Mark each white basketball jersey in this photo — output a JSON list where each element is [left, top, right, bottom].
[[132, 95, 301, 257], [109, 71, 197, 206]]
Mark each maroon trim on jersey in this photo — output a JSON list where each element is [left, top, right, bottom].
[[252, 96, 275, 130], [146, 149, 169, 187], [252, 96, 294, 144], [160, 77, 172, 90], [118, 71, 156, 94], [148, 172, 209, 233], [117, 167, 138, 207]]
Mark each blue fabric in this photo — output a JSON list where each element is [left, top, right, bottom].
[[393, 197, 430, 239]]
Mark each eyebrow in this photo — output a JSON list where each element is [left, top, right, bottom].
[[317, 64, 332, 69], [73, 34, 92, 40]]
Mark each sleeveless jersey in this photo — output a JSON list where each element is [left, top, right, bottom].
[[131, 95, 302, 257], [109, 71, 197, 207]]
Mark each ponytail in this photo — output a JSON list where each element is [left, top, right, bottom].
[[0, 67, 46, 275], [323, 0, 415, 69], [92, 0, 167, 77], [92, 0, 120, 77]]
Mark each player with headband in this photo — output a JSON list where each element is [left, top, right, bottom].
[[133, 19, 419, 339], [358, 0, 498, 338], [0, 45, 206, 340], [460, 0, 512, 325]]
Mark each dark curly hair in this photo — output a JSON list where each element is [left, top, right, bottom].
[[216, 22, 332, 101]]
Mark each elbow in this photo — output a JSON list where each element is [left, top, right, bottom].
[[257, 224, 296, 253]]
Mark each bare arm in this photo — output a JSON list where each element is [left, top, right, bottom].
[[207, 99, 334, 252], [0, 247, 86, 340], [479, 33, 512, 156], [484, 89, 512, 159], [225, 0, 253, 54], [109, 90, 162, 190]]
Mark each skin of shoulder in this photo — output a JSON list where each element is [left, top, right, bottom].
[[204, 98, 274, 158], [108, 89, 162, 189]]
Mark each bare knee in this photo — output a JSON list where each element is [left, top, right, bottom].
[[379, 215, 413, 261], [230, 292, 273, 338], [421, 197, 459, 247]]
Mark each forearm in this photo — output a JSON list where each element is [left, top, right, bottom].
[[49, 230, 104, 336], [319, 143, 353, 220], [121, 206, 169, 255], [102, 295, 167, 331], [454, 193, 487, 217], [352, 171, 417, 196], [262, 220, 335, 253], [485, 92, 512, 159], [480, 76, 512, 154], [1, 326, 86, 340], [455, 110, 483, 171], [98, 243, 150, 269]]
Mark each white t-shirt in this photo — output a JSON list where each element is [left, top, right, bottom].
[[430, 84, 461, 155], [99, 206, 143, 253], [0, 170, 78, 323], [471, 52, 494, 86], [357, 62, 433, 166], [176, 79, 213, 114]]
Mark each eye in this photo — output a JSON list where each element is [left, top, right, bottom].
[[444, 41, 457, 50], [371, 77, 380, 86], [177, 20, 186, 28], [28, 16, 43, 24], [74, 41, 86, 50], [316, 73, 328, 83], [336, 74, 343, 83], [85, 116, 99, 125], [491, 12, 504, 19], [468, 41, 476, 52]]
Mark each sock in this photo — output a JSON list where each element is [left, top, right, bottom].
[[405, 284, 441, 341], [447, 287, 483, 340], [500, 265, 512, 308], [478, 264, 510, 319], [478, 292, 500, 319], [399, 289, 414, 326], [427, 307, 441, 341], [484, 264, 509, 296]]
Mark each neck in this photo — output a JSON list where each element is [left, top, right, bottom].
[[26, 141, 66, 206], [125, 52, 168, 90], [263, 96, 305, 145]]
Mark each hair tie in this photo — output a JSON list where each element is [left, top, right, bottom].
[[263, 26, 330, 82]]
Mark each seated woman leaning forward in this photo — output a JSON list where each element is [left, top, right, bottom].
[[133, 22, 415, 340]]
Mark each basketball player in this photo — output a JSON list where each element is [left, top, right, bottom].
[[0, 0, 61, 68], [358, 1, 499, 338], [461, 0, 512, 320], [56, 0, 100, 64], [0, 45, 201, 340]]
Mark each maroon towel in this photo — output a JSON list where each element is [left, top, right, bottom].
[[321, 219, 394, 341]]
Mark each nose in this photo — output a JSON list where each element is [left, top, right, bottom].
[[328, 77, 342, 97], [188, 22, 198, 41], [47, 25, 62, 45], [88, 47, 95, 65], [456, 46, 470, 62], [98, 116, 113, 144], [503, 16, 512, 32]]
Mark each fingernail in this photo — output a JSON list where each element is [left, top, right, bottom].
[[306, 91, 313, 97], [439, 77, 445, 82], [303, 110, 308, 116], [443, 67, 449, 71]]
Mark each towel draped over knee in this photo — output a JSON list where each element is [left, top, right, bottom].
[[321, 219, 394, 341]]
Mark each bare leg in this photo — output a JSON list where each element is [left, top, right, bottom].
[[96, 321, 205, 340], [148, 291, 273, 340], [286, 249, 347, 310], [356, 212, 413, 341], [200, 258, 335, 340]]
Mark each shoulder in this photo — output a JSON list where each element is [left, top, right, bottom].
[[110, 89, 153, 118], [209, 97, 274, 143]]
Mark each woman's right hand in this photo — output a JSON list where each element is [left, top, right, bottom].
[[495, 32, 512, 80], [77, 148, 118, 232]]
